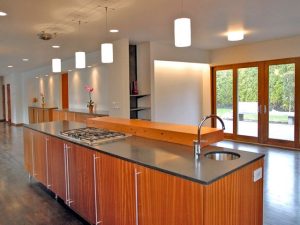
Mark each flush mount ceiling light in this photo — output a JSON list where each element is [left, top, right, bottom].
[[0, 11, 7, 16], [101, 7, 113, 63], [75, 21, 86, 68], [109, 29, 119, 33], [52, 58, 61, 73], [174, 18, 191, 47], [7, 65, 13, 68], [52, 45, 60, 49], [22, 58, 29, 62], [227, 31, 244, 41]]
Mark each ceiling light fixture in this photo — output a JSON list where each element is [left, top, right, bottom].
[[22, 58, 29, 62], [52, 45, 60, 49], [174, 0, 191, 47], [52, 58, 61, 73], [227, 31, 244, 41], [0, 11, 7, 16], [75, 21, 86, 69], [109, 29, 119, 33], [7, 65, 13, 68], [45, 74, 49, 77], [101, 7, 113, 63], [35, 76, 39, 79], [68, 69, 72, 72]]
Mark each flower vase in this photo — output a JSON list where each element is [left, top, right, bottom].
[[88, 105, 94, 113]]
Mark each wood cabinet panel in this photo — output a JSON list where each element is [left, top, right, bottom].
[[96, 153, 136, 225], [53, 110, 59, 121], [136, 165, 204, 225], [32, 131, 47, 185], [48, 137, 67, 202], [67, 112, 76, 121], [68, 145, 96, 224], [59, 111, 67, 120], [203, 159, 263, 225], [75, 113, 93, 123], [23, 127, 33, 174]]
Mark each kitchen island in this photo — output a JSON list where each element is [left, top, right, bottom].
[[23, 120, 264, 225]]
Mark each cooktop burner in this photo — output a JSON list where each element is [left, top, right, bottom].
[[60, 127, 130, 145]]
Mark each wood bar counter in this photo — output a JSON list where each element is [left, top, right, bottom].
[[28, 106, 57, 124], [87, 116, 223, 148]]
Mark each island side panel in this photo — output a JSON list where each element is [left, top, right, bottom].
[[203, 159, 264, 225]]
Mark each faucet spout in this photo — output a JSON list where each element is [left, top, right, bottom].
[[194, 114, 225, 159]]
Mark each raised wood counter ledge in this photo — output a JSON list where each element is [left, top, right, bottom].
[[87, 117, 224, 147]]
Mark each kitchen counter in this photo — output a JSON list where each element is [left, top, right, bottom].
[[24, 121, 264, 185], [54, 108, 109, 116]]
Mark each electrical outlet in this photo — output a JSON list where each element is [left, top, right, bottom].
[[253, 167, 262, 182]]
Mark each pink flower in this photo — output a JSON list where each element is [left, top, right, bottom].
[[89, 88, 94, 92], [84, 85, 93, 93]]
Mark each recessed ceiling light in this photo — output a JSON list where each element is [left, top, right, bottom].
[[22, 58, 29, 62], [227, 31, 244, 41], [109, 29, 119, 33], [45, 74, 49, 77], [68, 69, 72, 72], [7, 65, 13, 68], [87, 65, 92, 68], [52, 45, 60, 49], [35, 76, 39, 79], [0, 11, 7, 16]]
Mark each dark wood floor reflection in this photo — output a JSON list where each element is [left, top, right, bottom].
[[0, 123, 85, 225], [215, 141, 300, 225], [0, 123, 299, 225]]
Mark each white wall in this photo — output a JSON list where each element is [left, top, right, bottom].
[[107, 39, 130, 119], [153, 60, 207, 125], [211, 35, 300, 66]]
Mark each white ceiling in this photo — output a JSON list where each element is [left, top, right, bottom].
[[1, 0, 300, 75]]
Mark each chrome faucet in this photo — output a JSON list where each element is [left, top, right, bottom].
[[193, 115, 225, 159]]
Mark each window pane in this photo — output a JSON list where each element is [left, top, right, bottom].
[[268, 64, 295, 141], [237, 67, 258, 137], [216, 69, 233, 133]]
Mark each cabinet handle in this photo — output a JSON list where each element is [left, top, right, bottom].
[[45, 138, 51, 188], [63, 144, 69, 205], [264, 105, 267, 114], [134, 168, 141, 225], [65, 144, 72, 206], [31, 135, 36, 177], [93, 154, 101, 225]]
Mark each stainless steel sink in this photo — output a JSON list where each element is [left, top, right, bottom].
[[205, 151, 240, 161]]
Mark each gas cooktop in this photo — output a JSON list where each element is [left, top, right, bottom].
[[60, 127, 130, 146]]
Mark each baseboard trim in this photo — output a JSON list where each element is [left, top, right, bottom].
[[0, 119, 5, 122], [11, 123, 24, 127]]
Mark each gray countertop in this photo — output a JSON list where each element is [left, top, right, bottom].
[[24, 121, 264, 185]]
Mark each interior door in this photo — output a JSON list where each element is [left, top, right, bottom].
[[263, 59, 298, 147], [6, 84, 11, 124]]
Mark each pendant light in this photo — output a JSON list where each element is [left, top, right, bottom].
[[52, 58, 61, 73], [101, 7, 113, 63], [75, 20, 86, 68], [174, 0, 191, 47]]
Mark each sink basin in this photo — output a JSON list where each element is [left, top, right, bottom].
[[205, 151, 240, 161]]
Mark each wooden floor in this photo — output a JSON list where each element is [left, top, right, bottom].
[[0, 123, 299, 225]]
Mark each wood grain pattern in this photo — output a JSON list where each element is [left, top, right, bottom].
[[87, 117, 224, 147], [23, 127, 33, 174], [96, 152, 136, 225], [53, 110, 59, 121], [136, 165, 204, 225], [48, 136, 67, 202], [28, 107, 57, 123], [68, 144, 96, 224], [75, 113, 94, 123], [2, 84, 5, 120], [67, 112, 76, 121], [203, 159, 264, 225], [32, 130, 47, 184]]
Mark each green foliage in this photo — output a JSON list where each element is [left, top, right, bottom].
[[216, 64, 295, 112]]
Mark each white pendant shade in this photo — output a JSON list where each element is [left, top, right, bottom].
[[75, 51, 86, 68], [101, 43, 113, 63], [174, 18, 191, 47], [52, 58, 61, 73]]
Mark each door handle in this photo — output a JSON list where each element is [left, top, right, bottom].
[[93, 154, 102, 225]]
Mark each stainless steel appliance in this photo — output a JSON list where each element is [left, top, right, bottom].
[[60, 127, 129, 145]]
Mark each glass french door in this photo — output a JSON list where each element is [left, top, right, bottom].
[[214, 64, 261, 142], [213, 58, 300, 148], [263, 59, 298, 147]]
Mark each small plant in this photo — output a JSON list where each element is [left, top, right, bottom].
[[32, 97, 38, 103], [84, 85, 94, 107], [40, 93, 45, 106]]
